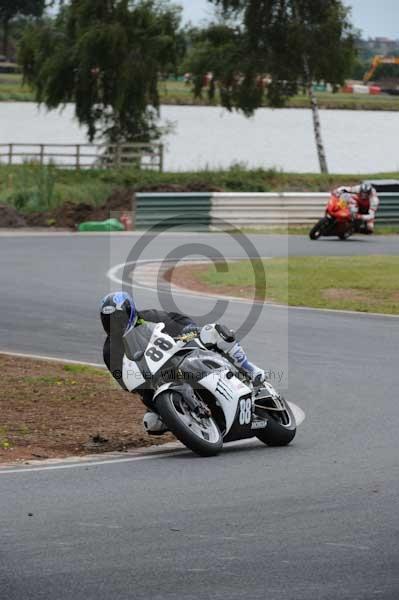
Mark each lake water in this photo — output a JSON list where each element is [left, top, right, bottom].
[[1, 102, 398, 173]]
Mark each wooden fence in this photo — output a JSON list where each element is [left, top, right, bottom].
[[0, 142, 164, 171]]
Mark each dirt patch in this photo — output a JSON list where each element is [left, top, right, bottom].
[[165, 263, 259, 300], [24, 188, 135, 229], [14, 182, 223, 229], [0, 203, 26, 227], [0, 355, 173, 465], [321, 288, 373, 303]]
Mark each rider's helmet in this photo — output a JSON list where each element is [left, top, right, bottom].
[[100, 291, 137, 336], [359, 182, 373, 199]]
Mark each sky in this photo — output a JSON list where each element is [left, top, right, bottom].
[[178, 0, 399, 39]]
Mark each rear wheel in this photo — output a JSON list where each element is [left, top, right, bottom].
[[156, 391, 223, 457]]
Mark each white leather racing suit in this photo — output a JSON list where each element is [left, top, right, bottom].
[[335, 185, 380, 231]]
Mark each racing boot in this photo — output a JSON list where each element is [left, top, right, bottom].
[[228, 341, 266, 386], [143, 412, 168, 436]]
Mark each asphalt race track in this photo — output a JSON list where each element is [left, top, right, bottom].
[[1, 232, 399, 600]]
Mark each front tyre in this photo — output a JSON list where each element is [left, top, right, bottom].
[[156, 391, 223, 457], [309, 217, 328, 240], [338, 225, 354, 240], [255, 397, 296, 447]]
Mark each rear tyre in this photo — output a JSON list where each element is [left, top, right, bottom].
[[309, 217, 328, 240], [156, 391, 223, 457]]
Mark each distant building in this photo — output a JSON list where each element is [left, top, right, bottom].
[[358, 37, 399, 56]]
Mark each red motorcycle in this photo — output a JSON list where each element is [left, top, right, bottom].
[[309, 193, 355, 240]]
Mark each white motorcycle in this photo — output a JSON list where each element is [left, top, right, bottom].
[[122, 322, 305, 457]]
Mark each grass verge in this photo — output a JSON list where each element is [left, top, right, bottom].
[[1, 164, 399, 214], [170, 256, 399, 315], [2, 75, 399, 110], [0, 355, 172, 464]]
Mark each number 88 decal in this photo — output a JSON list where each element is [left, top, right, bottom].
[[145, 337, 173, 362], [239, 398, 252, 425]]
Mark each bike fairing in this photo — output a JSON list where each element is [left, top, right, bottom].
[[100, 294, 304, 456], [309, 184, 380, 240]]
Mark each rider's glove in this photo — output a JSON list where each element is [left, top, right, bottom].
[[181, 324, 201, 336]]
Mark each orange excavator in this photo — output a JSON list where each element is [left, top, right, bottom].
[[363, 55, 399, 83]]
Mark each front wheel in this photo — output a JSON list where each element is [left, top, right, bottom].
[[309, 217, 329, 240], [255, 397, 296, 447], [256, 418, 296, 446], [338, 231, 352, 240], [156, 391, 223, 457], [338, 224, 354, 240]]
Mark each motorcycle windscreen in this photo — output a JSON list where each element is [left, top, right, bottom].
[[122, 323, 155, 391], [123, 322, 155, 362], [123, 322, 185, 382]]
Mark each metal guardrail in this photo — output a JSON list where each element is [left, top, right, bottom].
[[0, 142, 164, 171], [211, 192, 399, 227], [211, 193, 327, 226], [377, 196, 399, 223], [135, 192, 399, 230]]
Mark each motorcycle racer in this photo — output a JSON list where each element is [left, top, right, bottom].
[[334, 182, 380, 234], [100, 291, 265, 434]]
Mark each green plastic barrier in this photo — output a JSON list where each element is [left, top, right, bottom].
[[313, 83, 327, 92], [78, 218, 125, 232], [135, 193, 212, 231]]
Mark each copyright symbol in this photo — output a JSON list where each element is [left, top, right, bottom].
[[119, 215, 266, 339], [113, 370, 122, 380]]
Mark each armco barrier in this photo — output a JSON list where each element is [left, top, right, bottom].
[[211, 193, 327, 227], [376, 195, 399, 224], [134, 193, 212, 230], [134, 192, 399, 230], [211, 193, 399, 227]]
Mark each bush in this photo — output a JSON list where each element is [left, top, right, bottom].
[[0, 164, 56, 212], [0, 164, 398, 213]]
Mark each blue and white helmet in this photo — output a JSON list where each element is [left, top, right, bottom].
[[100, 291, 137, 336]]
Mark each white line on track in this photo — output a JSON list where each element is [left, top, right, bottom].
[[108, 258, 399, 318], [0, 350, 104, 368], [0, 351, 185, 473], [0, 447, 185, 475], [0, 231, 199, 238], [1, 246, 396, 472]]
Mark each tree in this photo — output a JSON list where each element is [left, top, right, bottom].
[[187, 0, 356, 173], [19, 0, 181, 146], [0, 0, 45, 57]]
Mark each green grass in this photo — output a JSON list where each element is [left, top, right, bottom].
[[0, 164, 398, 214], [195, 256, 399, 315], [63, 364, 107, 376], [159, 80, 399, 111], [0, 72, 34, 101], [0, 165, 113, 212], [2, 74, 399, 110]]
